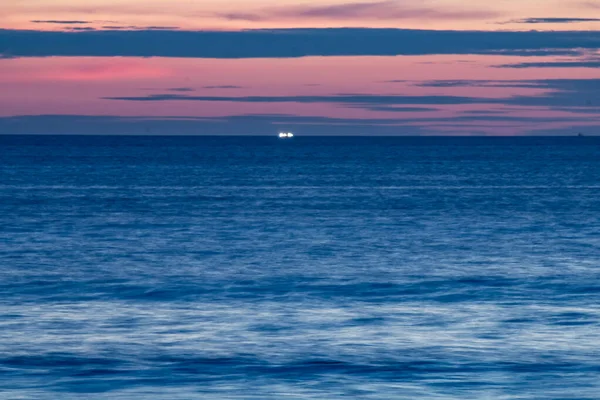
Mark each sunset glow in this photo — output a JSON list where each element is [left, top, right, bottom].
[[1, 0, 599, 135]]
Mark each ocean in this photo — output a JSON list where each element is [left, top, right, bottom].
[[1, 135, 599, 399]]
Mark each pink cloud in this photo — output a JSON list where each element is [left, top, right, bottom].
[[581, 1, 600, 9], [218, 1, 500, 22]]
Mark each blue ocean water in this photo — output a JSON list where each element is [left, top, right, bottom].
[[1, 135, 600, 399]]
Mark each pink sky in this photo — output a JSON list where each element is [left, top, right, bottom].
[[3, 0, 600, 31], [2, 54, 599, 135], [1, 0, 599, 135]]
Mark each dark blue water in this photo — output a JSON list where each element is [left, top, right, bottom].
[[1, 136, 600, 399]]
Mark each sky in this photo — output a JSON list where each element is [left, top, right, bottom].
[[1, 0, 600, 135]]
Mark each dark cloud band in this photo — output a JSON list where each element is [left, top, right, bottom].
[[30, 20, 90, 24], [1, 113, 598, 136], [1, 28, 600, 58], [505, 17, 600, 24]]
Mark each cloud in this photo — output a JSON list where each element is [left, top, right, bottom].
[[67, 27, 97, 32], [143, 26, 179, 30], [502, 79, 600, 107], [0, 114, 429, 136], [462, 110, 509, 115], [102, 79, 600, 111], [415, 80, 497, 87], [503, 17, 600, 24], [414, 80, 547, 88], [102, 93, 484, 105], [481, 49, 584, 57], [1, 113, 597, 136], [495, 61, 600, 68], [552, 107, 600, 114], [420, 79, 600, 109], [168, 87, 195, 92], [101, 25, 179, 30], [217, 1, 499, 22], [202, 85, 244, 89], [2, 28, 599, 59], [5, 78, 600, 135], [141, 87, 195, 92], [218, 13, 264, 22], [142, 86, 243, 91], [581, 1, 600, 9], [352, 106, 439, 112], [31, 20, 90, 24]]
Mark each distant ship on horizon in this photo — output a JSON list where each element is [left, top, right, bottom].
[[278, 132, 294, 138]]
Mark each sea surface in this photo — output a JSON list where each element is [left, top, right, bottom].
[[1, 135, 600, 399]]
